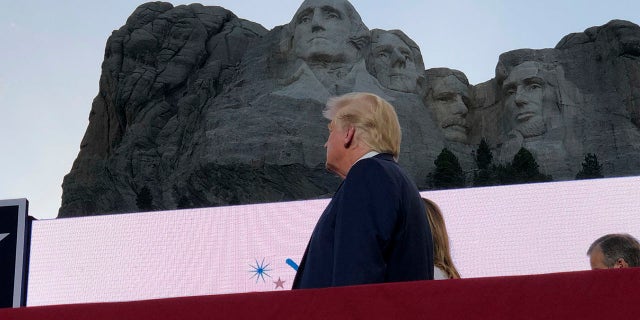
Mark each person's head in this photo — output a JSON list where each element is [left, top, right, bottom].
[[501, 61, 560, 138], [287, 0, 369, 64], [322, 92, 401, 178], [367, 29, 424, 93], [587, 233, 640, 270], [423, 68, 471, 143], [422, 198, 460, 279]]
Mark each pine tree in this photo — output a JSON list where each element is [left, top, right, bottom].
[[473, 138, 497, 186], [428, 148, 465, 189], [512, 148, 539, 178], [493, 163, 516, 185], [176, 195, 191, 209], [575, 153, 604, 180], [510, 148, 552, 184], [475, 138, 493, 170], [136, 186, 154, 211]]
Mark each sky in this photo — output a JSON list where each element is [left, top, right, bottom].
[[1, 0, 638, 220]]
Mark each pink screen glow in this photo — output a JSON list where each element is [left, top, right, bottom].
[[26, 176, 640, 306]]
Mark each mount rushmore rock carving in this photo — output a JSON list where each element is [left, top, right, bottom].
[[59, 0, 640, 217]]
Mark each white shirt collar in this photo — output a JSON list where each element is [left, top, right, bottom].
[[355, 151, 380, 163]]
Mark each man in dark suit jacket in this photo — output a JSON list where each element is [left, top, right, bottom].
[[292, 92, 434, 289]]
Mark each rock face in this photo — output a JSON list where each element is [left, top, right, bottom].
[[58, 0, 640, 217], [472, 19, 640, 178]]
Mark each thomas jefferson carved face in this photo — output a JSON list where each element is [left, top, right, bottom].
[[371, 31, 421, 92], [502, 61, 548, 138], [427, 75, 470, 143], [292, 0, 358, 63]]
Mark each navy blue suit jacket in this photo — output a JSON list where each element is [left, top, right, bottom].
[[292, 153, 434, 289]]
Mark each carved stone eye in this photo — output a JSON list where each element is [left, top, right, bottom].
[[435, 93, 455, 102], [298, 14, 312, 24], [528, 83, 542, 90], [324, 11, 339, 19]]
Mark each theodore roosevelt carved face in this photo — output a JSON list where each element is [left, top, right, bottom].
[[424, 69, 471, 143]]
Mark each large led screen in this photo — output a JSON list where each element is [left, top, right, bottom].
[[27, 176, 640, 306]]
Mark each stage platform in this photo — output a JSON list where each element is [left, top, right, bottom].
[[1, 268, 638, 319]]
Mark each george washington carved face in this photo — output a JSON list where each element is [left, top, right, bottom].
[[291, 0, 363, 64]]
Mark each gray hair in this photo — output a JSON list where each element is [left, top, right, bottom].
[[587, 233, 640, 267]]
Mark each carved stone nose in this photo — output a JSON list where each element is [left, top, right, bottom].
[[452, 96, 468, 114], [310, 10, 324, 30], [391, 50, 406, 68], [514, 88, 527, 107]]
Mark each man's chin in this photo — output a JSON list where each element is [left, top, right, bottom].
[[517, 117, 546, 138], [383, 78, 415, 93], [325, 162, 336, 173], [325, 163, 346, 179], [443, 129, 468, 143]]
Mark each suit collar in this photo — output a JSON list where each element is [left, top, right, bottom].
[[374, 153, 395, 161]]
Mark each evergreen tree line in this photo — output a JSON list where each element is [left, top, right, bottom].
[[135, 139, 605, 210], [428, 138, 604, 190]]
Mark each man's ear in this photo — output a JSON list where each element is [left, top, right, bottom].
[[344, 126, 355, 148], [614, 258, 629, 268]]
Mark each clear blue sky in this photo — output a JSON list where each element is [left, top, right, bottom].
[[1, 0, 638, 219]]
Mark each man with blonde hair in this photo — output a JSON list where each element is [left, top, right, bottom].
[[292, 92, 434, 289]]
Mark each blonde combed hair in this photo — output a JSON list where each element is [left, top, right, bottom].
[[323, 92, 401, 160], [423, 198, 461, 279]]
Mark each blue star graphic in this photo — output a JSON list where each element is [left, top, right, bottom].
[[249, 258, 272, 283]]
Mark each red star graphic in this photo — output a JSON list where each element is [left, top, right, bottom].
[[273, 277, 286, 289]]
